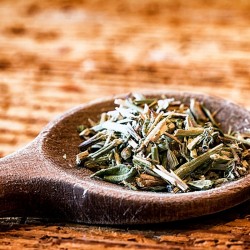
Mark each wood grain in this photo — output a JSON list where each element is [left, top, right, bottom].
[[0, 201, 249, 250], [0, 0, 249, 249]]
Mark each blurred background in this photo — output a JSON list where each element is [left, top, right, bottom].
[[1, 0, 250, 157]]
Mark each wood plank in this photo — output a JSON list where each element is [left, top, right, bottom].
[[0, 0, 249, 249]]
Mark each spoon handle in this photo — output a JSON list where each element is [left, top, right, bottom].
[[0, 145, 34, 216], [0, 142, 92, 222], [0, 142, 69, 219]]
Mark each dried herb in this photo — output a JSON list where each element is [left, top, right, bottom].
[[76, 94, 250, 193]]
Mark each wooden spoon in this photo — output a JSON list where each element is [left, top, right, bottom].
[[0, 91, 249, 225]]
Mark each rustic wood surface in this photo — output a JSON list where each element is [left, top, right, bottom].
[[0, 0, 249, 249]]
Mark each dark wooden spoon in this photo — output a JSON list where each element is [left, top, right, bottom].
[[0, 91, 249, 225]]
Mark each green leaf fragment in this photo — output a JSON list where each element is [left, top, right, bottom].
[[91, 164, 137, 183], [188, 180, 214, 190], [174, 144, 223, 179]]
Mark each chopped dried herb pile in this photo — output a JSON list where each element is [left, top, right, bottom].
[[76, 94, 250, 193]]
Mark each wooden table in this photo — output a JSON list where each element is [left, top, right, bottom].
[[0, 0, 249, 249]]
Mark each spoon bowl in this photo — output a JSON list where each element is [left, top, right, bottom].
[[0, 91, 249, 224]]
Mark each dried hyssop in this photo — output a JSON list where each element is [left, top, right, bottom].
[[76, 94, 250, 193]]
